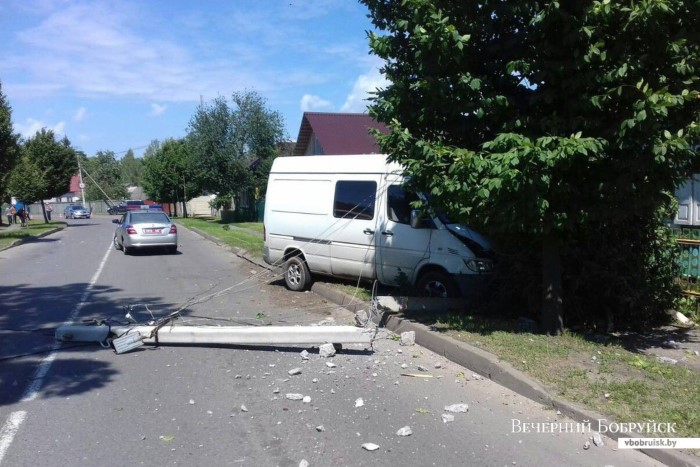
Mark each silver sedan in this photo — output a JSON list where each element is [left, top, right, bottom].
[[112, 210, 178, 254]]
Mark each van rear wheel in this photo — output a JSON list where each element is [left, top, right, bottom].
[[284, 256, 311, 291], [416, 270, 460, 299]]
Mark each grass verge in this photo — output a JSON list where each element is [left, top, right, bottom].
[[175, 217, 264, 257], [0, 221, 64, 250], [413, 311, 700, 440]]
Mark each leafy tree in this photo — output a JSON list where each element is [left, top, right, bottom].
[[142, 138, 200, 217], [22, 130, 78, 221], [120, 149, 144, 186], [363, 0, 700, 333], [84, 151, 128, 202], [6, 153, 47, 209], [0, 81, 20, 218], [186, 91, 285, 212]]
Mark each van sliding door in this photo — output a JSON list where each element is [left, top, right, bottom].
[[330, 178, 379, 280]]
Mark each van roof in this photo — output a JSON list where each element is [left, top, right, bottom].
[[271, 154, 404, 175]]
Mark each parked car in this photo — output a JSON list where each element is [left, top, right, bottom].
[[107, 204, 128, 215], [112, 210, 178, 254], [64, 205, 90, 219]]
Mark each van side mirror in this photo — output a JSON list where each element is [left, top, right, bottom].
[[410, 209, 430, 229]]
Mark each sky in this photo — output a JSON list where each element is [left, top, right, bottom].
[[0, 0, 388, 158]]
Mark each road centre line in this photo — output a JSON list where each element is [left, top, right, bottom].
[[0, 241, 113, 465]]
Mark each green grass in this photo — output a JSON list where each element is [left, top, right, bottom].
[[0, 221, 65, 250], [424, 313, 700, 439], [175, 217, 264, 257]]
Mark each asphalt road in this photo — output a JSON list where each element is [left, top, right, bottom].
[[0, 216, 661, 466]]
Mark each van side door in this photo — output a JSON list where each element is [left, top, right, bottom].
[[329, 177, 380, 281], [376, 184, 432, 287]]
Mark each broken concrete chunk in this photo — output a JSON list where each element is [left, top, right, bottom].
[[592, 432, 604, 447], [355, 310, 369, 327], [444, 403, 468, 413], [240, 405, 248, 412], [675, 311, 691, 324], [362, 443, 380, 451], [396, 426, 413, 437], [319, 343, 336, 358], [441, 414, 455, 423], [300, 350, 310, 360], [417, 365, 427, 372], [399, 331, 416, 346], [289, 368, 302, 375], [355, 398, 364, 408], [656, 356, 678, 365], [326, 362, 337, 368], [302, 396, 311, 404], [583, 440, 591, 450], [299, 460, 309, 467], [316, 425, 325, 432], [286, 394, 304, 400]]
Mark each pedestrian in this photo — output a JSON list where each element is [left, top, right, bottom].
[[16, 207, 26, 227], [46, 203, 53, 221], [10, 205, 17, 224], [5, 205, 12, 225]]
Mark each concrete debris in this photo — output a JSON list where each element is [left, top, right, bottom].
[[189, 399, 195, 405], [396, 426, 413, 437], [583, 440, 590, 450], [316, 425, 325, 432], [299, 460, 309, 467], [675, 311, 691, 325], [434, 363, 442, 369], [273, 388, 280, 394], [235, 375, 242, 379], [400, 331, 416, 346], [471, 374, 482, 380], [592, 432, 604, 447], [604, 393, 610, 399], [441, 414, 455, 423], [286, 394, 304, 400], [319, 343, 336, 358], [289, 368, 302, 375], [312, 378, 319, 383], [444, 404, 468, 413], [355, 398, 364, 407], [362, 443, 380, 451], [401, 363, 408, 369], [417, 365, 427, 372], [303, 396, 311, 404], [240, 405, 248, 412], [326, 362, 337, 368], [656, 356, 678, 365], [300, 350, 310, 360], [355, 310, 369, 327]]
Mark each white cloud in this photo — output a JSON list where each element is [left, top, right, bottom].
[[149, 103, 167, 117], [74, 107, 87, 122], [300, 94, 333, 112], [340, 65, 389, 113], [14, 117, 65, 139]]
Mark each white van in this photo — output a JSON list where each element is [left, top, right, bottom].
[[263, 154, 494, 299]]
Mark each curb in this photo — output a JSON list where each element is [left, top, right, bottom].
[[0, 226, 64, 251], [183, 223, 699, 467]]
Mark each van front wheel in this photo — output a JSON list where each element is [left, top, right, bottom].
[[416, 271, 460, 299], [284, 256, 311, 291]]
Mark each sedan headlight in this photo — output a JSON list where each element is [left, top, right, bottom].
[[464, 258, 494, 273]]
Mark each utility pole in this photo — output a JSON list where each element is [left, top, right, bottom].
[[77, 152, 86, 206]]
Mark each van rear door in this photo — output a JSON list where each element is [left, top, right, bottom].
[[329, 177, 380, 280]]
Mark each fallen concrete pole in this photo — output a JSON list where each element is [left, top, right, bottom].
[[109, 325, 374, 346]]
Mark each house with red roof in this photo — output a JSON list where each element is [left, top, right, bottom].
[[292, 112, 389, 156]]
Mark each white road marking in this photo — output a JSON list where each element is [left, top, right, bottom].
[[0, 241, 113, 465]]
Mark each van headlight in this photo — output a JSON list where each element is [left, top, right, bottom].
[[464, 258, 494, 273]]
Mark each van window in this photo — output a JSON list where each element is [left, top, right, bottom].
[[333, 181, 376, 220], [387, 185, 419, 224]]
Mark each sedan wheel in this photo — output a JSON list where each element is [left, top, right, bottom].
[[113, 235, 122, 250]]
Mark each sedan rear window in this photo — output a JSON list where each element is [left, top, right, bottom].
[[130, 212, 170, 224]]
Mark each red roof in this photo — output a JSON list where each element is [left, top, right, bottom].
[[69, 174, 81, 193], [293, 112, 390, 157]]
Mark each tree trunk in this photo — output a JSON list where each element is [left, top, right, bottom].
[[541, 218, 564, 335]]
